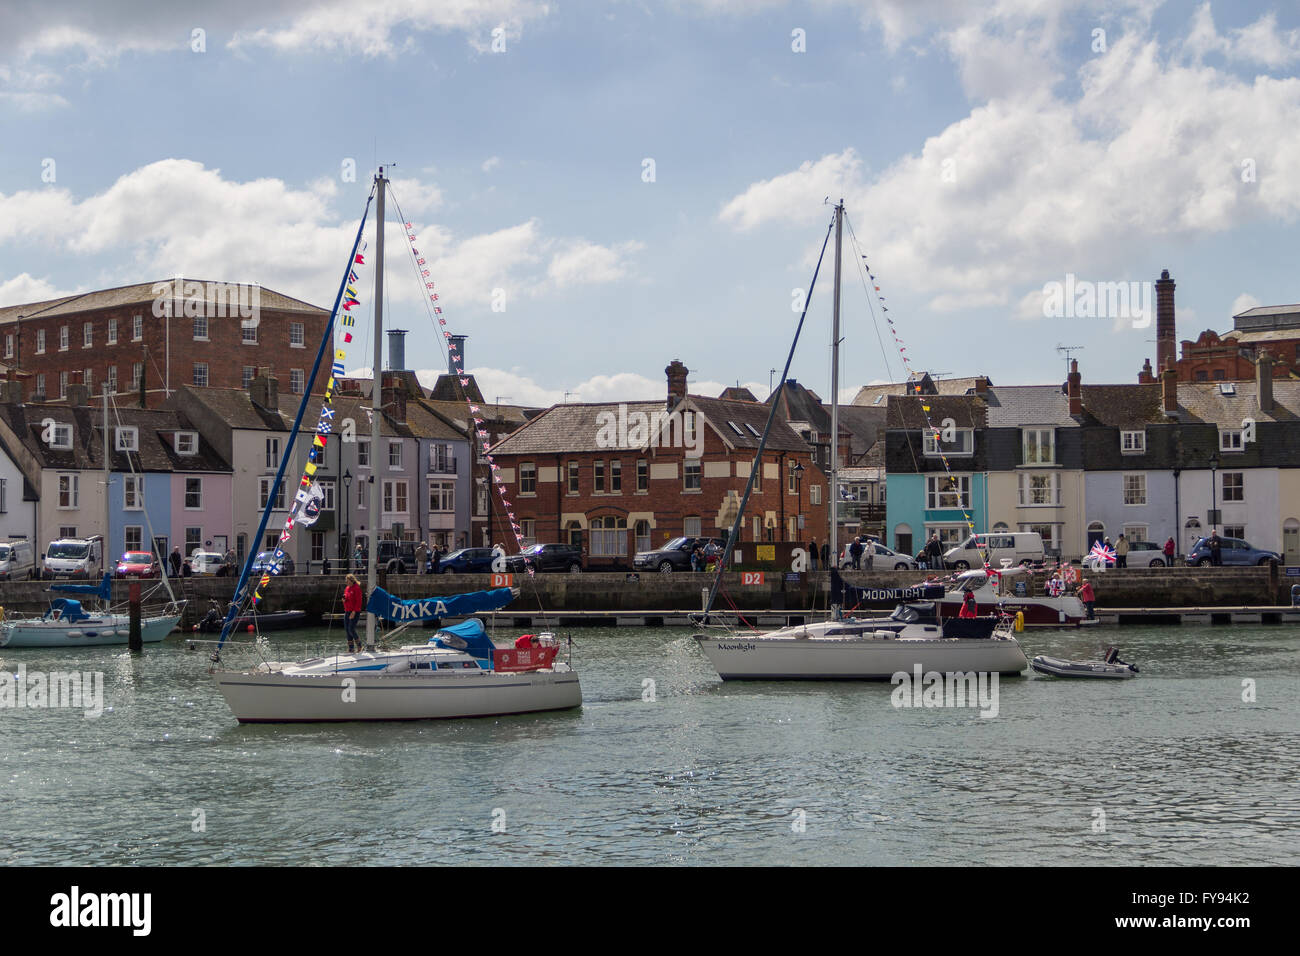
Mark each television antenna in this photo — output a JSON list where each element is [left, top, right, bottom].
[[1056, 344, 1084, 379]]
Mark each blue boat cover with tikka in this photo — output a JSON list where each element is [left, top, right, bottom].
[[364, 587, 515, 623], [51, 573, 112, 602]]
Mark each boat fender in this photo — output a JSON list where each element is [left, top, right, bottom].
[[873, 629, 894, 640], [1014, 611, 1024, 632]]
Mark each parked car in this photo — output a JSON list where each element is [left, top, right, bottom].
[[437, 547, 496, 573], [839, 541, 917, 570], [1186, 536, 1280, 567], [250, 550, 296, 576], [633, 536, 726, 572], [943, 532, 1044, 571], [505, 543, 584, 573], [1083, 540, 1169, 569], [115, 551, 162, 578], [0, 540, 37, 580], [188, 550, 228, 576], [377, 540, 419, 574]]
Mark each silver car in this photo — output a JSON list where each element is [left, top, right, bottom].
[[839, 541, 918, 570]]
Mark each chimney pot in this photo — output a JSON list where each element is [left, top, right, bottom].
[[250, 368, 279, 411], [665, 359, 688, 410], [1067, 360, 1082, 415]]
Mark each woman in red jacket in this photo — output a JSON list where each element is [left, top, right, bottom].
[[343, 573, 364, 652]]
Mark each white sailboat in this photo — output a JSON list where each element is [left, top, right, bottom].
[[693, 201, 1028, 680], [209, 167, 581, 721]]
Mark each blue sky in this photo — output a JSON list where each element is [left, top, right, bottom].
[[2, 0, 1299, 406]]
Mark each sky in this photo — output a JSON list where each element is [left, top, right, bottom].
[[2, 0, 1299, 407]]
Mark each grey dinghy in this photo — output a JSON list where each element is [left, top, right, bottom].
[[1030, 653, 1139, 679]]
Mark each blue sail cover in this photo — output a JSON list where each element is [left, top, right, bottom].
[[365, 587, 515, 623], [46, 598, 90, 623], [51, 573, 112, 601], [430, 618, 495, 661]]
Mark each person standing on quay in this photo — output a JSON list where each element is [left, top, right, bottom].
[[343, 573, 364, 653], [849, 536, 864, 570], [1116, 533, 1129, 568], [1163, 536, 1176, 566], [926, 533, 944, 571], [1077, 577, 1096, 620], [808, 537, 819, 572], [820, 541, 830, 570], [169, 547, 182, 578]]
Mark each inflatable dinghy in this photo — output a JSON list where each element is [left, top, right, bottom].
[[1031, 647, 1138, 679]]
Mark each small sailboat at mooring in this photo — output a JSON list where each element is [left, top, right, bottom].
[[208, 166, 581, 722], [692, 200, 1028, 680]]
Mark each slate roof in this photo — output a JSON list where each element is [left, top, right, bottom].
[[983, 385, 1078, 427], [1173, 381, 1300, 424], [490, 394, 814, 456], [0, 279, 326, 324], [1233, 304, 1300, 319], [719, 386, 759, 402], [1078, 384, 1167, 427], [1, 403, 230, 472], [885, 395, 987, 429]]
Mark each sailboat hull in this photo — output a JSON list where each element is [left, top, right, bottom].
[[694, 633, 1028, 680], [211, 667, 583, 722], [0, 614, 180, 648]]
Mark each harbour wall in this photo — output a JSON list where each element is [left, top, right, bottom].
[[0, 566, 1291, 627]]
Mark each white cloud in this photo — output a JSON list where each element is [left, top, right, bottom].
[[0, 160, 638, 315], [410, 366, 766, 408], [481, 156, 501, 173], [719, 16, 1300, 316], [0, 273, 74, 308], [546, 240, 644, 288], [1184, 4, 1300, 68], [1231, 292, 1260, 316]]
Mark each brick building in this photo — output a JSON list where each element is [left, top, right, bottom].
[[489, 360, 828, 569], [0, 279, 329, 407], [1137, 270, 1300, 383]]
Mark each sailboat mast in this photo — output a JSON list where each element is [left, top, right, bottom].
[[103, 383, 110, 556], [366, 167, 386, 650], [829, 199, 842, 571]]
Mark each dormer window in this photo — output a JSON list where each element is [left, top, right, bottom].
[[47, 423, 73, 450], [1219, 429, 1244, 452], [1120, 430, 1146, 454], [923, 428, 973, 456], [115, 426, 139, 452], [174, 431, 198, 456], [1022, 428, 1055, 465]]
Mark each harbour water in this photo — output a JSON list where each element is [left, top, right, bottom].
[[2, 623, 1296, 866]]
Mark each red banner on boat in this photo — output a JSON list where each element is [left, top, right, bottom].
[[493, 646, 559, 672]]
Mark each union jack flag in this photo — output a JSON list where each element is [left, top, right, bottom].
[[1089, 541, 1117, 565]]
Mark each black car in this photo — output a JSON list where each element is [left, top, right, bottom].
[[376, 540, 419, 573], [437, 547, 496, 573], [633, 536, 726, 572], [505, 543, 584, 573]]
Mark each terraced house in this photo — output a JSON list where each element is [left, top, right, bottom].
[[488, 361, 827, 569]]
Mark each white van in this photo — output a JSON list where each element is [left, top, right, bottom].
[[0, 540, 36, 580], [42, 535, 104, 580], [943, 532, 1044, 570]]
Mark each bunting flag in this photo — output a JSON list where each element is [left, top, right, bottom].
[[396, 215, 537, 575], [251, 237, 371, 605]]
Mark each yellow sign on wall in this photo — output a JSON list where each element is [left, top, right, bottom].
[[756, 545, 776, 562]]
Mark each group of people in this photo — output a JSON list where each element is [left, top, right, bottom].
[[1043, 562, 1096, 618]]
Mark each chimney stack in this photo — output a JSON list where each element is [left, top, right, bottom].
[[1155, 269, 1176, 373], [665, 359, 688, 410], [67, 369, 89, 407], [1161, 366, 1178, 416], [381, 371, 407, 425], [387, 329, 407, 372], [1138, 357, 1155, 384], [250, 367, 279, 411], [1257, 349, 1274, 412], [447, 334, 467, 374], [1067, 360, 1082, 416]]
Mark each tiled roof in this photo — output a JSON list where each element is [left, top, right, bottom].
[[1174, 381, 1300, 424], [886, 395, 987, 429], [0, 279, 326, 324], [1223, 328, 1300, 344], [1, 402, 230, 472], [688, 395, 811, 452], [984, 385, 1078, 427], [853, 376, 988, 406], [490, 401, 665, 455], [1079, 384, 1166, 427], [1234, 304, 1300, 319]]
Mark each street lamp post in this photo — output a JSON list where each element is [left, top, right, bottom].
[[343, 468, 352, 572], [793, 461, 804, 538], [1209, 452, 1219, 534]]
